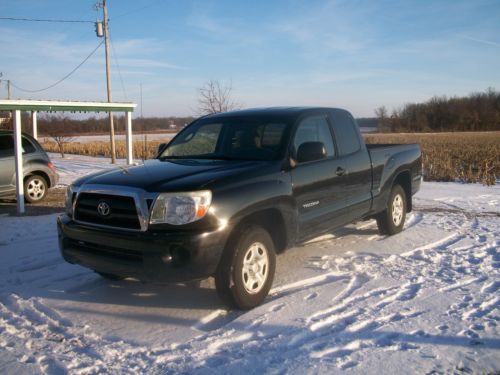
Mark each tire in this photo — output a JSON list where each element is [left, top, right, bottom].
[[215, 225, 276, 310], [376, 184, 407, 235], [24, 175, 48, 203], [96, 272, 125, 281]]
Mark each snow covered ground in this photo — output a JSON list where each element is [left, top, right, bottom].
[[0, 155, 498, 374]]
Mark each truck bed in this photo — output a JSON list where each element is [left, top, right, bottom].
[[366, 143, 422, 213]]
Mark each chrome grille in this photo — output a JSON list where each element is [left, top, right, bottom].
[[74, 192, 141, 230]]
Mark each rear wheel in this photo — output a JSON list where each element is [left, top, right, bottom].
[[24, 175, 48, 203], [215, 225, 276, 310], [376, 184, 407, 235]]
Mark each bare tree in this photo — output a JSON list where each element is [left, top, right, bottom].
[[49, 134, 75, 158], [44, 115, 75, 158], [197, 80, 240, 115], [374, 106, 389, 133]]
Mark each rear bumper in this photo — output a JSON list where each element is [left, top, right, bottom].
[[57, 214, 229, 282], [49, 171, 59, 188]]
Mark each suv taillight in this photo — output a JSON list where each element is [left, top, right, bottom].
[[48, 162, 56, 172]]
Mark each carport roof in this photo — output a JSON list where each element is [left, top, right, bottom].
[[0, 99, 137, 112]]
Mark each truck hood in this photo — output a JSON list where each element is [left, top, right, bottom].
[[74, 159, 269, 192]]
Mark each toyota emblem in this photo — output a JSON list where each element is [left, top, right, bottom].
[[97, 201, 111, 217]]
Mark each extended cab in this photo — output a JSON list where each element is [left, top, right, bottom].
[[57, 107, 422, 309]]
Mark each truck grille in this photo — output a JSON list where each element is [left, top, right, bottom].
[[74, 192, 141, 230]]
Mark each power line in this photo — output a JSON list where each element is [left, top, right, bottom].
[[10, 40, 104, 93], [109, 32, 128, 101], [0, 17, 93, 23]]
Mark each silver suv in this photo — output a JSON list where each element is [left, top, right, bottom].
[[0, 130, 59, 203]]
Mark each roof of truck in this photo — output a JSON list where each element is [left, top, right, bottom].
[[203, 106, 349, 120]]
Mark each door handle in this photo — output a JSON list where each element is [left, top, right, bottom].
[[336, 166, 346, 176]]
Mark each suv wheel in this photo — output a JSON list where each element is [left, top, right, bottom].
[[376, 184, 407, 235], [215, 225, 276, 310], [24, 175, 48, 203]]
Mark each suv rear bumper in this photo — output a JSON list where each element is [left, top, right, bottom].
[[49, 171, 59, 188], [57, 214, 229, 282]]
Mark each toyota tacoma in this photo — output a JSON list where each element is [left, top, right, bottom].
[[58, 107, 422, 309]]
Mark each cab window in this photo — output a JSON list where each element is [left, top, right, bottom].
[[293, 115, 335, 159], [331, 110, 361, 155]]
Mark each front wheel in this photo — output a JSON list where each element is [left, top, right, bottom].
[[215, 225, 276, 310], [376, 184, 407, 235]]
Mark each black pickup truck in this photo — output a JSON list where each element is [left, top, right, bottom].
[[58, 107, 422, 309]]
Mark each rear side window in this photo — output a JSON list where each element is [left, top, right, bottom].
[[0, 135, 37, 156], [259, 123, 285, 147], [0, 135, 14, 157], [331, 110, 361, 155], [293, 115, 335, 158], [22, 137, 36, 154]]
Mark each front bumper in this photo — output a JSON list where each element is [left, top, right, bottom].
[[57, 214, 229, 282]]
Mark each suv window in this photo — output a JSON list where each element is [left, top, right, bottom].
[[331, 110, 361, 155], [22, 137, 36, 154], [0, 135, 14, 157], [293, 115, 335, 159]]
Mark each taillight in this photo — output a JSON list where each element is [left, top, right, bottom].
[[48, 162, 56, 172]]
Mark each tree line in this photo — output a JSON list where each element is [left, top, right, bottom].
[[1, 86, 498, 135], [375, 88, 500, 132]]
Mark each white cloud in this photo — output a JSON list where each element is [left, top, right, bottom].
[[460, 35, 500, 47]]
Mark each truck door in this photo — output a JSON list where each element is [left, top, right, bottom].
[[329, 109, 372, 221], [291, 114, 351, 241]]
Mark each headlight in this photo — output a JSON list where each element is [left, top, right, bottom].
[[65, 185, 75, 216], [149, 191, 212, 225]]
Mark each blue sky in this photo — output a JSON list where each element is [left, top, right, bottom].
[[1, 0, 499, 117]]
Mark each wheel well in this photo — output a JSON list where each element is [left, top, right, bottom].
[[24, 171, 50, 187], [231, 209, 288, 253], [393, 171, 412, 212]]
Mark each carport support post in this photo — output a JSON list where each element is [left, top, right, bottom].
[[31, 111, 38, 140], [13, 110, 25, 215], [125, 111, 133, 165]]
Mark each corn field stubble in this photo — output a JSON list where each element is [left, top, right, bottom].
[[42, 139, 164, 161], [41, 132, 500, 185], [364, 132, 499, 185]]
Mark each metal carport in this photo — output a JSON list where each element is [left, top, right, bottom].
[[0, 99, 137, 215]]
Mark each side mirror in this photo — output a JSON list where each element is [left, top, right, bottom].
[[296, 142, 326, 163], [156, 143, 168, 156]]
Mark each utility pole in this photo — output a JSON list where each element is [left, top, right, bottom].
[[0, 73, 11, 99], [102, 0, 116, 163]]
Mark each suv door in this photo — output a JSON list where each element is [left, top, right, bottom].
[[0, 134, 15, 192], [290, 114, 351, 241]]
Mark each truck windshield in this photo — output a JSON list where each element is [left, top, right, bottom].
[[160, 117, 289, 161]]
